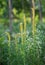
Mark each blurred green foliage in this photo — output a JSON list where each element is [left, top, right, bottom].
[[0, 20, 45, 65], [0, 0, 45, 65]]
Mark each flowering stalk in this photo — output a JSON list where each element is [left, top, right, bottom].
[[5, 32, 11, 65], [5, 32, 11, 47], [31, 0, 36, 39], [20, 23, 23, 44], [24, 14, 26, 32], [23, 14, 27, 42]]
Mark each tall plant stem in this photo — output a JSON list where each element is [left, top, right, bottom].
[[20, 23, 23, 45], [5, 32, 11, 65], [31, 0, 35, 39]]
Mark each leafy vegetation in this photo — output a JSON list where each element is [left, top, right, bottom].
[[0, 0, 45, 65]]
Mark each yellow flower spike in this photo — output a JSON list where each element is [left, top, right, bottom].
[[20, 23, 23, 33], [24, 14, 26, 32], [5, 32, 11, 65], [23, 14, 26, 42], [5, 32, 11, 47], [32, 8, 35, 37], [20, 23, 23, 44]]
